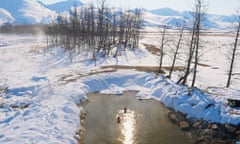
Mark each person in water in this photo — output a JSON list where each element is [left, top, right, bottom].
[[117, 107, 127, 123], [117, 116, 121, 123], [124, 107, 127, 113]]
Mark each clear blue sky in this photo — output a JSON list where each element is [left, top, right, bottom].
[[39, 0, 240, 15]]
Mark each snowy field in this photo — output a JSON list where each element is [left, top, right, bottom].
[[141, 31, 240, 89], [0, 33, 240, 143]]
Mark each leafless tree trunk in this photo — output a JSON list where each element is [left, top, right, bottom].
[[177, 0, 205, 88], [191, 0, 203, 88], [168, 25, 184, 79], [178, 16, 197, 85], [159, 25, 167, 73], [45, 0, 143, 64], [132, 8, 143, 49], [226, 14, 240, 88]]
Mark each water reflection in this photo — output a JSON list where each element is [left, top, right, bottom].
[[117, 108, 137, 144], [83, 92, 187, 144]]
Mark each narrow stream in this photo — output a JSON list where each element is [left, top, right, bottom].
[[81, 91, 187, 144]]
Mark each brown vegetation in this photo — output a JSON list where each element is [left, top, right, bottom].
[[58, 69, 117, 84], [58, 64, 186, 84], [101, 65, 185, 73], [0, 24, 45, 34], [143, 44, 160, 56]]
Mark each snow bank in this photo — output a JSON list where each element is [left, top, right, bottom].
[[0, 34, 240, 144], [3, 68, 236, 143], [78, 71, 240, 125], [0, 81, 83, 144]]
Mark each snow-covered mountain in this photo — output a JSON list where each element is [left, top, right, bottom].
[[40, 0, 84, 13], [150, 8, 181, 16], [0, 0, 55, 25], [144, 8, 237, 30], [0, 8, 14, 26], [0, 0, 237, 30]]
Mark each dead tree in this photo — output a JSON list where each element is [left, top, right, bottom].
[[158, 25, 167, 74], [168, 25, 185, 79], [46, 0, 143, 64], [177, 0, 205, 88], [226, 14, 240, 88], [132, 8, 143, 49], [96, 0, 106, 54], [114, 11, 125, 57], [191, 0, 203, 88], [70, 5, 78, 53], [177, 13, 197, 85], [89, 4, 97, 65]]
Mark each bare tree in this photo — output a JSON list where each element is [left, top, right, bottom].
[[168, 25, 185, 79], [132, 8, 143, 49], [96, 0, 106, 54], [158, 25, 167, 73], [46, 0, 143, 64], [177, 0, 205, 88], [191, 0, 204, 88], [226, 13, 240, 88]]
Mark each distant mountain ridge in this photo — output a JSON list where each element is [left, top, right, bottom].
[[145, 8, 238, 30], [0, 0, 54, 24], [150, 8, 181, 16], [0, 8, 14, 25], [41, 0, 83, 13], [0, 0, 237, 30]]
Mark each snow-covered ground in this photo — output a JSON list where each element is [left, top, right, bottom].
[[0, 33, 240, 143], [141, 31, 240, 89]]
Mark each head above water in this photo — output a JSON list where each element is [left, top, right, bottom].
[[124, 107, 127, 113]]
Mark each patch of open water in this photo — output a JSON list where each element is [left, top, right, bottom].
[[81, 91, 187, 144]]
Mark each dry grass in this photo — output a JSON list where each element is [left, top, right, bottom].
[[163, 66, 185, 71], [101, 65, 185, 74], [58, 65, 186, 84], [200, 32, 235, 37], [58, 74, 81, 83], [197, 63, 211, 67], [58, 69, 117, 84], [87, 69, 117, 76], [101, 65, 165, 74], [211, 67, 219, 69], [232, 73, 240, 76], [143, 44, 160, 56]]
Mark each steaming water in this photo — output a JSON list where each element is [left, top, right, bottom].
[[81, 91, 186, 144]]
